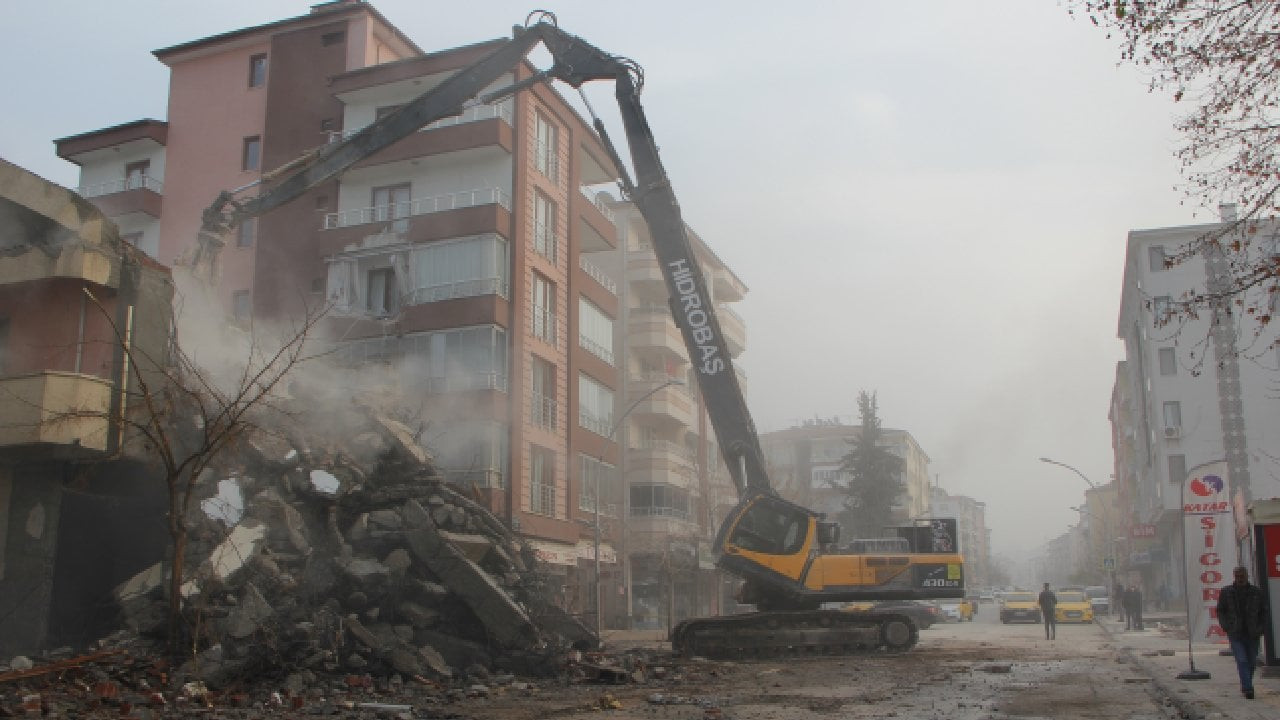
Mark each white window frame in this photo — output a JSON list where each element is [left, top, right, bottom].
[[531, 273, 556, 343], [534, 112, 558, 180], [578, 297, 614, 365], [533, 191, 557, 262], [578, 372, 614, 437], [1157, 347, 1176, 376]]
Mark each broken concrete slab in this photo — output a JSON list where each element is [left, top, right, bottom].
[[181, 520, 267, 597], [438, 531, 494, 564], [224, 583, 273, 639]]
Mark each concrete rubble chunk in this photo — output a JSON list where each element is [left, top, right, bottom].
[[439, 531, 495, 564], [224, 582, 273, 639], [182, 520, 267, 597], [402, 501, 540, 650], [369, 414, 431, 467], [398, 601, 440, 629], [340, 556, 390, 586]]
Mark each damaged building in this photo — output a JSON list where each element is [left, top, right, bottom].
[[0, 159, 175, 656], [47, 0, 750, 640]]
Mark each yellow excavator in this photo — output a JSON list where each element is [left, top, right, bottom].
[[193, 12, 965, 659]]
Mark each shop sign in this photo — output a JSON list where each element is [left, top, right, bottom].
[[1130, 524, 1156, 538], [1182, 461, 1231, 645], [575, 541, 617, 564], [527, 540, 577, 566]]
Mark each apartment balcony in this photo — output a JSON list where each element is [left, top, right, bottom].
[[628, 376, 694, 427], [342, 112, 515, 170], [78, 175, 164, 220], [627, 511, 699, 539], [323, 188, 511, 230], [0, 371, 114, 456], [628, 438, 695, 473], [627, 252, 665, 295], [628, 311, 685, 357], [712, 267, 746, 303], [0, 243, 118, 289], [317, 190, 512, 255], [575, 187, 618, 252], [578, 255, 617, 296], [717, 303, 746, 357], [626, 462, 697, 491]]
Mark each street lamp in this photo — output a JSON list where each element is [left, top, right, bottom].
[[1041, 458, 1114, 606], [591, 377, 684, 639]]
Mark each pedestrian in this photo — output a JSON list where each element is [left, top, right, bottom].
[[1216, 566, 1268, 700], [1113, 581, 1126, 621], [1038, 582, 1057, 640], [1125, 585, 1144, 631], [1157, 583, 1171, 612]]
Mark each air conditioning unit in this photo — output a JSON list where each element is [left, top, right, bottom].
[[1164, 426, 1181, 439]]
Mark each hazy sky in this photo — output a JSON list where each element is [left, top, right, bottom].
[[2, 1, 1208, 560]]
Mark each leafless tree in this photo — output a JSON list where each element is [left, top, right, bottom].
[[1071, 1, 1280, 336]]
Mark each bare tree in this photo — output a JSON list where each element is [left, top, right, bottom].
[[1070, 1, 1280, 334], [70, 291, 328, 654]]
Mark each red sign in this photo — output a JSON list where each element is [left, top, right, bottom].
[[1265, 525, 1280, 579], [1130, 524, 1156, 538]]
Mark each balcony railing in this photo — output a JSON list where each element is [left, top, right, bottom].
[[579, 256, 617, 295], [579, 335, 615, 365], [579, 408, 613, 437], [580, 186, 616, 222], [531, 391, 558, 430], [79, 175, 164, 198], [404, 277, 509, 305], [532, 224, 559, 264], [531, 306, 557, 343], [322, 187, 511, 230], [635, 438, 695, 462], [630, 506, 691, 521], [531, 482, 557, 516], [331, 102, 514, 143], [424, 372, 508, 393]]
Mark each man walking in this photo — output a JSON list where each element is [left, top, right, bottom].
[[1038, 582, 1057, 640], [1216, 566, 1268, 700], [1125, 585, 1144, 631]]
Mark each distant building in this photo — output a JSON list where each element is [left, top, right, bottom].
[[1113, 206, 1280, 598], [928, 487, 991, 590], [760, 419, 932, 535], [0, 159, 174, 655]]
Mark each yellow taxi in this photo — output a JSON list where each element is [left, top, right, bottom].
[[1054, 591, 1094, 623], [999, 591, 1042, 624]]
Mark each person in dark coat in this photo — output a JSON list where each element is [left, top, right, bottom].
[[1216, 566, 1269, 699], [1038, 583, 1057, 640], [1113, 581, 1126, 620], [1124, 585, 1143, 631]]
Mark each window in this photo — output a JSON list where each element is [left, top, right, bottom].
[[1168, 454, 1187, 484], [1158, 347, 1176, 376], [242, 136, 261, 171], [578, 373, 614, 436], [120, 232, 143, 248], [424, 420, 508, 489], [232, 290, 251, 321], [530, 445, 557, 516], [1151, 295, 1171, 326], [534, 112, 558, 180], [321, 30, 346, 46], [248, 54, 268, 87], [237, 218, 256, 248], [366, 267, 397, 316], [533, 191, 557, 261], [530, 356, 556, 430], [1163, 400, 1182, 429], [579, 455, 618, 514], [1148, 245, 1167, 272], [372, 183, 411, 233], [398, 325, 508, 392], [407, 234, 508, 303], [579, 297, 614, 364], [630, 483, 690, 520], [124, 160, 149, 189], [725, 495, 810, 555], [531, 273, 556, 343]]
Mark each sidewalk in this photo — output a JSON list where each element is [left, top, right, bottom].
[[1097, 612, 1280, 719]]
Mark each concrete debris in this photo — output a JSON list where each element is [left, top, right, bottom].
[[105, 389, 597, 692]]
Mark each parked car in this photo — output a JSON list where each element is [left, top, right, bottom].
[[938, 600, 974, 622], [1085, 585, 1110, 614], [999, 591, 1042, 624], [1054, 591, 1095, 623], [979, 590, 995, 604]]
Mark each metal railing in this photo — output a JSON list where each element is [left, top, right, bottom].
[[578, 256, 617, 295], [629, 506, 691, 521], [331, 103, 514, 143], [531, 482, 557, 516], [447, 468, 505, 489], [531, 392, 558, 430], [531, 306, 557, 343], [532, 224, 559, 264], [578, 335, 615, 365], [579, 408, 613, 437], [424, 372, 508, 393], [635, 438, 695, 461], [79, 175, 164, 198], [322, 187, 511, 230], [405, 277, 508, 305], [579, 186, 616, 222]]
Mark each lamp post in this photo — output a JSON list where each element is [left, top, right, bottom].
[[592, 377, 683, 639], [1041, 458, 1114, 607]]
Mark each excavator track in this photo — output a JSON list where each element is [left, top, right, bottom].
[[671, 610, 919, 660]]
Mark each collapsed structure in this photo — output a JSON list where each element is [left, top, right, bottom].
[[114, 386, 595, 685]]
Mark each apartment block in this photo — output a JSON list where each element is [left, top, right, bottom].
[[1113, 207, 1280, 598], [0, 160, 174, 655], [928, 487, 991, 590], [760, 419, 934, 535]]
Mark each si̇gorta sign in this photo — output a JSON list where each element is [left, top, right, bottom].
[[1183, 461, 1232, 645]]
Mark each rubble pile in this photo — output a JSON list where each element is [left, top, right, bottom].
[[113, 388, 595, 690]]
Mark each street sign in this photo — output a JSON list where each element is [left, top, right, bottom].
[[1103, 557, 1115, 571]]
